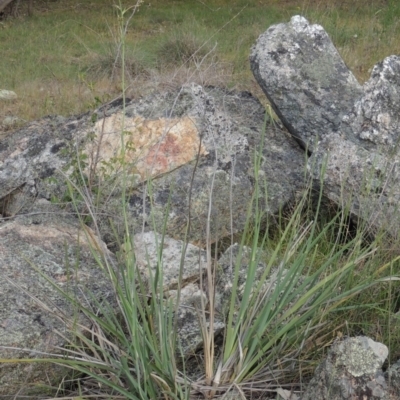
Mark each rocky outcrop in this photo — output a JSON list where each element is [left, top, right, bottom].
[[0, 84, 307, 395], [251, 16, 400, 238], [302, 336, 389, 399], [3, 12, 400, 396], [0, 85, 306, 248], [0, 199, 116, 397]]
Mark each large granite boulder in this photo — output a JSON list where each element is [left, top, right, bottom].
[[0, 200, 116, 397], [118, 85, 306, 247], [251, 16, 400, 237], [0, 84, 306, 248], [250, 15, 363, 151]]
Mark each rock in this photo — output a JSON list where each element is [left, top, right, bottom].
[[168, 283, 225, 355], [302, 336, 389, 400], [0, 85, 306, 248], [0, 199, 116, 397], [132, 230, 224, 354], [342, 55, 400, 148], [133, 230, 208, 290], [310, 55, 400, 237], [385, 359, 400, 398], [250, 15, 362, 151], [110, 84, 305, 247], [251, 16, 400, 237], [0, 83, 306, 392], [0, 89, 17, 100], [0, 114, 77, 204]]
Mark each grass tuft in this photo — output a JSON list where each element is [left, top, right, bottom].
[[156, 22, 214, 67]]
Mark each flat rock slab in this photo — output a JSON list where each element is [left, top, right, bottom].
[[0, 84, 306, 248], [84, 113, 207, 181], [0, 200, 116, 397], [115, 84, 306, 247]]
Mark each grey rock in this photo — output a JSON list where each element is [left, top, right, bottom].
[[302, 336, 389, 400], [0, 114, 80, 205], [132, 230, 224, 354], [0, 199, 116, 397], [343, 55, 400, 148], [120, 84, 306, 247], [250, 15, 362, 151], [251, 16, 400, 237], [132, 230, 208, 290], [0, 83, 307, 392], [385, 359, 400, 398], [167, 283, 225, 355], [0, 85, 306, 248], [309, 56, 400, 237]]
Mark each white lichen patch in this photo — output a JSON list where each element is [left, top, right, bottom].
[[335, 337, 388, 377]]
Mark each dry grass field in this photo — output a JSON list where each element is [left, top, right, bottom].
[[1, 0, 399, 128]]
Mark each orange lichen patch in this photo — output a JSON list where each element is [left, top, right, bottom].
[[84, 113, 207, 181]]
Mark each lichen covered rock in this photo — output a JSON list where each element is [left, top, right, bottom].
[[0, 200, 116, 397], [250, 15, 362, 151], [302, 336, 389, 399], [251, 16, 400, 238]]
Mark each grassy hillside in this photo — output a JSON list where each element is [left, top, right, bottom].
[[1, 0, 399, 126]]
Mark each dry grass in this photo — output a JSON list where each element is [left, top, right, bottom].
[[1, 0, 399, 134]]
